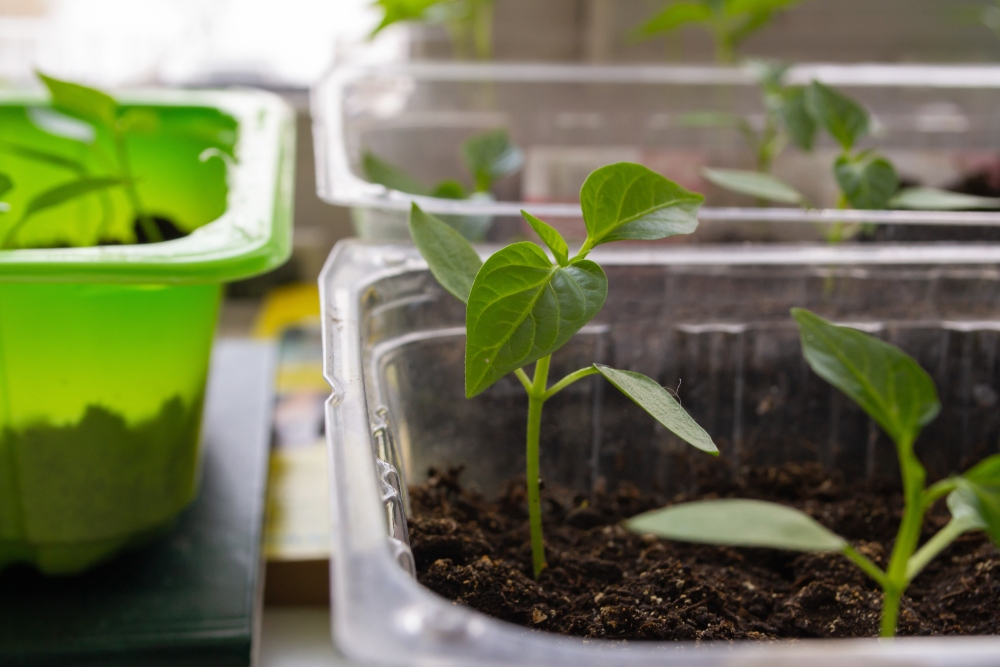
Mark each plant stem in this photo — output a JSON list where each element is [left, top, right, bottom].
[[906, 518, 968, 583], [543, 366, 599, 400], [881, 586, 903, 638], [471, 0, 494, 60], [842, 544, 887, 587], [526, 355, 551, 578], [113, 127, 160, 243]]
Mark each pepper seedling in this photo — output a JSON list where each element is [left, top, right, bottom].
[[702, 80, 1000, 241], [370, 0, 495, 60], [626, 308, 1000, 637], [1, 72, 182, 248], [634, 0, 807, 64], [408, 162, 719, 578], [363, 128, 523, 239]]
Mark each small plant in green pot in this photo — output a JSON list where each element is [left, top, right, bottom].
[[0, 78, 294, 575], [626, 309, 1000, 637], [407, 161, 718, 576]]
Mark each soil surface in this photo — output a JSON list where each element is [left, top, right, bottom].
[[409, 464, 1000, 640]]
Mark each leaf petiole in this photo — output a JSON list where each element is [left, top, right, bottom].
[[542, 366, 600, 401], [905, 518, 970, 583]]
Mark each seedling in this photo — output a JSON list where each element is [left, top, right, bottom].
[[408, 162, 718, 578], [626, 308, 1000, 637], [681, 61, 815, 174], [634, 0, 807, 64], [363, 128, 523, 238], [1, 72, 173, 248], [702, 80, 1000, 241], [371, 0, 495, 60]]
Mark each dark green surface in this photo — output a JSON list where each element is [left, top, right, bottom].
[[0, 340, 275, 666]]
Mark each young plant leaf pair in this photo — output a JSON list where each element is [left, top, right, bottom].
[[627, 308, 1000, 637], [1, 73, 162, 249], [363, 128, 523, 240], [408, 162, 717, 578], [703, 80, 1000, 218], [634, 0, 806, 64]]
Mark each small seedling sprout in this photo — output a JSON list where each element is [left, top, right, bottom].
[[0, 72, 181, 248], [625, 309, 1000, 637], [408, 162, 718, 578], [371, 0, 495, 60], [634, 0, 808, 64], [701, 79, 1000, 241]]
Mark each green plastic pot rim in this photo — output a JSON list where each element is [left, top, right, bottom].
[[0, 88, 294, 285]]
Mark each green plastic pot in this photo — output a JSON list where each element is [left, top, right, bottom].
[[0, 89, 294, 574]]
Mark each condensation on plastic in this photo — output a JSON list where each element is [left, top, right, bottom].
[[313, 63, 1000, 240], [0, 89, 294, 284], [322, 239, 1000, 666]]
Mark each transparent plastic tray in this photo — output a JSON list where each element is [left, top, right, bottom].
[[322, 239, 1000, 666], [313, 63, 1000, 241]]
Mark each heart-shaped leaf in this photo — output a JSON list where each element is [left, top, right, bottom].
[[835, 152, 899, 210], [778, 86, 817, 151], [462, 128, 524, 192], [522, 211, 569, 266], [703, 167, 806, 205], [465, 242, 607, 397], [38, 72, 117, 127], [408, 204, 483, 304], [580, 162, 703, 249], [792, 308, 940, 448], [626, 499, 847, 552], [362, 151, 429, 196], [595, 365, 717, 454], [807, 80, 869, 152], [889, 187, 1000, 211]]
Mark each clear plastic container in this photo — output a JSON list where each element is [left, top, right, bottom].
[[313, 62, 1000, 242], [0, 89, 294, 574], [322, 239, 1000, 666]]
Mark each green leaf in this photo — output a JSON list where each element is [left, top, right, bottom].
[[964, 454, 1000, 487], [430, 179, 467, 199], [117, 108, 160, 133], [462, 129, 524, 193], [465, 242, 607, 397], [634, 2, 712, 39], [370, 0, 442, 35], [806, 80, 869, 152], [835, 152, 899, 210], [626, 499, 847, 552], [889, 187, 1000, 211], [580, 162, 703, 248], [408, 203, 483, 304], [792, 308, 940, 447], [778, 86, 817, 151], [2, 177, 125, 249], [362, 152, 429, 196], [522, 211, 568, 266], [594, 365, 717, 454], [37, 72, 117, 127], [0, 173, 12, 199], [948, 481, 1000, 548], [703, 167, 805, 204], [0, 141, 87, 174]]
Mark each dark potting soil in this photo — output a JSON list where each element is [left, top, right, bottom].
[[409, 464, 1000, 640]]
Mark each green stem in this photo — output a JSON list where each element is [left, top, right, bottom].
[[526, 355, 551, 578], [471, 0, 494, 60], [881, 586, 903, 638], [923, 478, 959, 507], [113, 127, 160, 243], [543, 366, 599, 400], [843, 544, 888, 588], [906, 519, 969, 583], [515, 368, 533, 392]]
